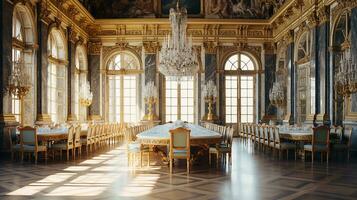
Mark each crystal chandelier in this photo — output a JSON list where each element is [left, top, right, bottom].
[[7, 57, 32, 125], [79, 80, 93, 107], [158, 1, 198, 81], [269, 82, 285, 107], [335, 42, 357, 97]]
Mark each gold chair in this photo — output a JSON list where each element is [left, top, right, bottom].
[[52, 126, 74, 161], [81, 125, 93, 156], [73, 125, 82, 159], [19, 126, 47, 164], [209, 127, 234, 167], [127, 126, 150, 168], [304, 126, 330, 164], [274, 127, 297, 160], [169, 127, 191, 174], [332, 127, 353, 161]]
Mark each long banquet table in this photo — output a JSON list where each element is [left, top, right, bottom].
[[278, 127, 312, 141], [137, 123, 222, 145]]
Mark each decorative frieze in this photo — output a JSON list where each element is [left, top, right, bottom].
[[143, 41, 159, 54], [88, 41, 102, 55], [203, 41, 217, 54]]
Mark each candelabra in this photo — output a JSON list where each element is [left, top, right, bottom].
[[7, 58, 32, 125], [202, 80, 218, 122], [269, 82, 286, 107], [158, 0, 198, 81], [143, 81, 159, 121], [79, 80, 93, 107], [334, 41, 357, 97]]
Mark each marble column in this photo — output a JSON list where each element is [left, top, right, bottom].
[[350, 8, 357, 116], [203, 42, 219, 123], [67, 28, 76, 122], [262, 43, 277, 122], [143, 41, 159, 121], [285, 31, 295, 125], [35, 3, 51, 124], [313, 7, 330, 125], [0, 0, 18, 152], [88, 41, 102, 121]]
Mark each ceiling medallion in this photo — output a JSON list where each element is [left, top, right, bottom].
[[158, 0, 198, 81]]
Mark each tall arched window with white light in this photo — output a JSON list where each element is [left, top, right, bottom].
[[107, 52, 140, 123], [48, 29, 67, 123], [224, 53, 256, 124], [11, 11, 24, 122], [165, 77, 195, 123], [75, 46, 88, 121]]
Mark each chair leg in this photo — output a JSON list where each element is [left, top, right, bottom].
[[45, 151, 47, 164], [187, 159, 190, 174], [294, 149, 297, 161], [287, 149, 289, 160], [327, 152, 329, 164], [35, 152, 38, 164], [312, 152, 314, 164], [140, 152, 143, 168], [67, 150, 69, 161], [209, 153, 211, 166], [170, 158, 173, 174]]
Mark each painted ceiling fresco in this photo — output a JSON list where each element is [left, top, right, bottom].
[[79, 0, 287, 19]]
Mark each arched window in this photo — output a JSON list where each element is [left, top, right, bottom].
[[165, 77, 195, 123], [74, 46, 88, 121], [48, 29, 67, 123], [296, 30, 312, 124], [11, 12, 24, 123], [11, 5, 35, 125], [224, 53, 257, 124], [107, 52, 140, 123]]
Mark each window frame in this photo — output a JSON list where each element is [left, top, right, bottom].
[[224, 53, 257, 124]]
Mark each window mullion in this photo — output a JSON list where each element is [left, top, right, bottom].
[[178, 82, 181, 120], [119, 75, 123, 123]]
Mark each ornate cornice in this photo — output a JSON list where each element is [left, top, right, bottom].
[[203, 41, 217, 54], [143, 41, 159, 54], [317, 6, 330, 25], [264, 43, 276, 54], [88, 41, 102, 55]]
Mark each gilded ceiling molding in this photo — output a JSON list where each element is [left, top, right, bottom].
[[88, 41, 102, 55], [143, 41, 159, 54], [317, 6, 330, 25], [263, 43, 276, 55], [307, 11, 319, 28], [283, 31, 294, 44], [68, 27, 78, 44], [331, 0, 356, 24], [203, 41, 218, 54], [295, 22, 310, 44]]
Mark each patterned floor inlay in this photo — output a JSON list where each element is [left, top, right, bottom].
[[1, 139, 357, 200]]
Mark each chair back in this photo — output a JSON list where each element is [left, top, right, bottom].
[[169, 127, 190, 151], [312, 125, 330, 146], [269, 126, 275, 143], [226, 127, 234, 147], [343, 128, 353, 147], [264, 126, 269, 140], [74, 125, 81, 146], [20, 126, 37, 147], [274, 127, 281, 144], [67, 126, 75, 147]]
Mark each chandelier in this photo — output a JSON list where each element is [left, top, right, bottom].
[[335, 41, 357, 97], [158, 1, 198, 81], [269, 82, 285, 107], [7, 57, 32, 125], [79, 80, 93, 107]]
